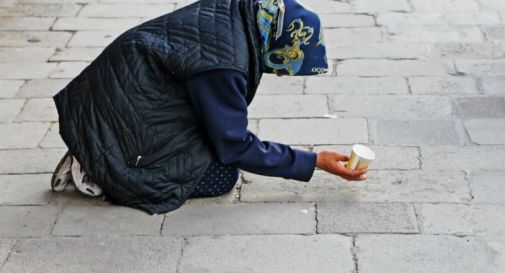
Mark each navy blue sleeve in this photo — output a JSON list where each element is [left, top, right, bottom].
[[186, 69, 317, 182]]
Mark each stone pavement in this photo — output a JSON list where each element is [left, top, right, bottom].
[[0, 0, 504, 272]]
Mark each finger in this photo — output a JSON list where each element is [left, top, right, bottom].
[[334, 154, 349, 162]]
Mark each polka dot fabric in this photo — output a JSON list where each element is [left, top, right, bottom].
[[189, 161, 240, 198]]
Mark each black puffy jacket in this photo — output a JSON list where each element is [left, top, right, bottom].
[[53, 0, 263, 214]]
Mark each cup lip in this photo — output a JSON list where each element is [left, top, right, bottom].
[[352, 144, 375, 160]]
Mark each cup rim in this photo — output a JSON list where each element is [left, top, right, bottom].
[[352, 144, 376, 160]]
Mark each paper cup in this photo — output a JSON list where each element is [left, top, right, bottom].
[[346, 144, 375, 170]]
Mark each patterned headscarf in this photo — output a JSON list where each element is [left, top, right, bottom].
[[256, 0, 328, 76]]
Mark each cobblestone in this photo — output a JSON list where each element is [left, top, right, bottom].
[[464, 119, 505, 144]]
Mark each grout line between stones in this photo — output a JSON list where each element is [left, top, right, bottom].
[[175, 237, 188, 273], [351, 236, 359, 273], [0, 239, 17, 271], [314, 202, 319, 234], [412, 203, 423, 234]]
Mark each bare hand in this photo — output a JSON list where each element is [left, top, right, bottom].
[[316, 151, 368, 181]]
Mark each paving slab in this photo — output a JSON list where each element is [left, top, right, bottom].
[[0, 80, 23, 98], [0, 17, 54, 31], [39, 123, 66, 148], [16, 79, 67, 98], [68, 31, 121, 47], [0, 148, 66, 174], [0, 174, 53, 205], [351, 0, 410, 12], [455, 59, 505, 76], [296, 0, 350, 13], [52, 205, 164, 236], [337, 60, 447, 76], [484, 25, 505, 41], [469, 171, 505, 205], [255, 74, 304, 94], [52, 17, 139, 31], [0, 47, 54, 62], [15, 98, 57, 122], [0, 122, 48, 149], [0, 99, 25, 122], [327, 43, 428, 60], [454, 97, 505, 119], [320, 14, 375, 28], [312, 145, 421, 170], [325, 28, 383, 44], [429, 42, 505, 59], [356, 235, 497, 273], [49, 47, 103, 62], [0, 3, 81, 17], [79, 4, 175, 18], [464, 119, 505, 144], [248, 95, 328, 118], [258, 118, 368, 145], [373, 119, 463, 146], [306, 76, 408, 95], [49, 62, 88, 79], [416, 203, 505, 236], [241, 170, 470, 203], [482, 76, 505, 95], [180, 235, 354, 273], [479, 0, 505, 9], [331, 95, 452, 119], [163, 202, 315, 236], [386, 25, 483, 42], [0, 206, 58, 237], [317, 202, 418, 234], [409, 76, 478, 95], [0, 31, 71, 47], [421, 146, 505, 170], [411, 0, 480, 11], [1, 237, 182, 273], [0, 63, 56, 80]]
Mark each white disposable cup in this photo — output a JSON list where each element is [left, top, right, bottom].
[[346, 144, 375, 170]]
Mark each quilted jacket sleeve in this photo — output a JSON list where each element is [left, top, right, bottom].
[[186, 69, 317, 182]]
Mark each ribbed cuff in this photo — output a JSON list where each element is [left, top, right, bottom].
[[290, 149, 317, 182]]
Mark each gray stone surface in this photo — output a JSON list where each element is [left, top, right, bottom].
[[470, 171, 505, 205], [49, 62, 88, 79], [312, 145, 421, 170], [0, 99, 24, 122], [248, 95, 328, 118], [356, 235, 497, 273], [374, 120, 463, 145], [0, 148, 66, 174], [0, 17, 54, 31], [0, 240, 14, 266], [256, 74, 303, 94], [79, 4, 175, 17], [241, 170, 470, 203], [429, 42, 505, 59], [0, 31, 72, 47], [482, 76, 505, 95], [337, 60, 447, 76], [325, 28, 383, 44], [0, 47, 54, 62], [163, 203, 315, 236], [297, 0, 350, 13], [53, 205, 164, 236], [320, 14, 375, 28], [0, 3, 81, 17], [1, 237, 182, 273], [180, 235, 354, 273], [464, 119, 505, 144], [0, 174, 53, 205], [52, 17, 140, 31], [49, 47, 103, 62], [421, 146, 505, 170], [409, 76, 478, 95], [411, 0, 480, 11], [352, 0, 410, 12], [0, 63, 56, 80], [15, 98, 57, 122], [317, 202, 418, 234], [455, 59, 505, 76], [39, 123, 66, 148], [306, 76, 408, 95], [331, 95, 452, 119], [0, 80, 23, 98], [327, 43, 428, 60], [416, 203, 505, 236], [258, 118, 368, 145], [68, 31, 121, 47], [484, 26, 505, 41], [0, 206, 58, 237], [387, 25, 483, 43], [453, 97, 505, 119], [0, 122, 49, 149], [16, 79, 67, 98]]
